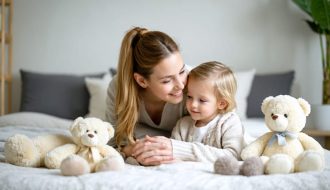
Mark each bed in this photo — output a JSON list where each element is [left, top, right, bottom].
[[1, 69, 329, 190], [0, 112, 330, 190]]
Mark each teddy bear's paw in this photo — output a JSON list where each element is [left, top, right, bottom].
[[295, 151, 324, 172], [265, 154, 294, 174], [44, 154, 62, 169], [95, 156, 125, 172], [4, 134, 41, 167], [60, 155, 90, 176], [241, 157, 264, 176], [45, 151, 65, 169], [241, 147, 257, 161], [125, 156, 140, 165], [214, 155, 240, 175]]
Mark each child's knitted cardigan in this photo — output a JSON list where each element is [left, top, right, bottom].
[[171, 112, 246, 162]]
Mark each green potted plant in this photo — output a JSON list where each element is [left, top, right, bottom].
[[292, 0, 329, 103], [292, 0, 330, 130]]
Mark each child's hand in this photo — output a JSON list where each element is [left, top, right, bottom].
[[132, 135, 174, 166]]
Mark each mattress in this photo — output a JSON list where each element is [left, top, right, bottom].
[[0, 112, 329, 190]]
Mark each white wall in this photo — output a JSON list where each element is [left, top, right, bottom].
[[11, 0, 322, 112]]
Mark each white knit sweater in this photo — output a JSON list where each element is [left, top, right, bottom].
[[171, 112, 245, 163]]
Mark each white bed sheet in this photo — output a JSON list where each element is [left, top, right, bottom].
[[0, 112, 329, 190]]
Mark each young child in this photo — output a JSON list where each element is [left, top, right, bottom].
[[171, 61, 246, 163]]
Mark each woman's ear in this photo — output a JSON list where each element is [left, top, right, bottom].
[[133, 73, 148, 88], [217, 99, 228, 110]]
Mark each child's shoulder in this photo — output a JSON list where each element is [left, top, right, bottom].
[[175, 115, 195, 127], [221, 111, 242, 124], [173, 116, 195, 131], [178, 115, 194, 123]]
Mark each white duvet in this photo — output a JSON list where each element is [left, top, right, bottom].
[[0, 112, 329, 190]]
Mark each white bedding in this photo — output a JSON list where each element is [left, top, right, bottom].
[[0, 112, 329, 190]]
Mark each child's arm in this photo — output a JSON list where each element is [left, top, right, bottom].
[[170, 116, 191, 141], [171, 115, 244, 162]]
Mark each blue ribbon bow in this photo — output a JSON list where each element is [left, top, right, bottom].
[[267, 131, 298, 146]]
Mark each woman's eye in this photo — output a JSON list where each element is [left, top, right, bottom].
[[199, 99, 207, 103], [179, 70, 185, 75], [161, 80, 171, 84]]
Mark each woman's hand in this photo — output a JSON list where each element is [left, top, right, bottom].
[[132, 135, 174, 166]]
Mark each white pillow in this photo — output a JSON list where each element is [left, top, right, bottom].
[[234, 69, 255, 120], [85, 74, 112, 120]]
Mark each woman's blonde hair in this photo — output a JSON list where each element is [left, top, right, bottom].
[[188, 61, 237, 114], [115, 27, 179, 146]]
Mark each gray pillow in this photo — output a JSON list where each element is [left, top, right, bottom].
[[109, 67, 117, 77], [20, 70, 104, 119], [246, 71, 294, 118]]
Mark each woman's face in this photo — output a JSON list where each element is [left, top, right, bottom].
[[143, 52, 187, 104]]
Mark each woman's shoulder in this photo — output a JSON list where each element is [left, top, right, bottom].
[[164, 97, 188, 116], [109, 75, 118, 88], [107, 75, 118, 97]]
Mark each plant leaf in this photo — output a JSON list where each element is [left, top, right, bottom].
[[292, 0, 311, 15], [306, 20, 324, 33], [311, 0, 330, 31]]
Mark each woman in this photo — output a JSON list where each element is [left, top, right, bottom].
[[106, 27, 188, 165]]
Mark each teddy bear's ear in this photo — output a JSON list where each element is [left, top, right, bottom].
[[298, 98, 311, 116], [261, 96, 274, 114], [104, 122, 115, 138], [70, 117, 84, 132]]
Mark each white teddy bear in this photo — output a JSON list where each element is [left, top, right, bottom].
[[5, 117, 125, 175], [5, 132, 72, 168], [52, 117, 125, 175], [241, 95, 325, 174]]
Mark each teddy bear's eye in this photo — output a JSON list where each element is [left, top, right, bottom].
[[86, 130, 89, 133], [284, 114, 288, 118], [271, 113, 274, 116], [94, 131, 97, 134]]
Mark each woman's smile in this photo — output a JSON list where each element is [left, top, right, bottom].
[[170, 91, 183, 97]]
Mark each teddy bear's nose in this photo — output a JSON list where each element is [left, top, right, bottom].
[[272, 115, 278, 120], [88, 134, 94, 138]]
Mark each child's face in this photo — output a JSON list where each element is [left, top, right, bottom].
[[186, 77, 220, 127]]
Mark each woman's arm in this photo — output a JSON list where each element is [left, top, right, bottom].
[[133, 114, 245, 164], [132, 117, 189, 165], [132, 134, 240, 165], [105, 76, 118, 125], [105, 77, 120, 147]]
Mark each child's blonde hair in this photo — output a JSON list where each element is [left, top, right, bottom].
[[188, 61, 237, 114]]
